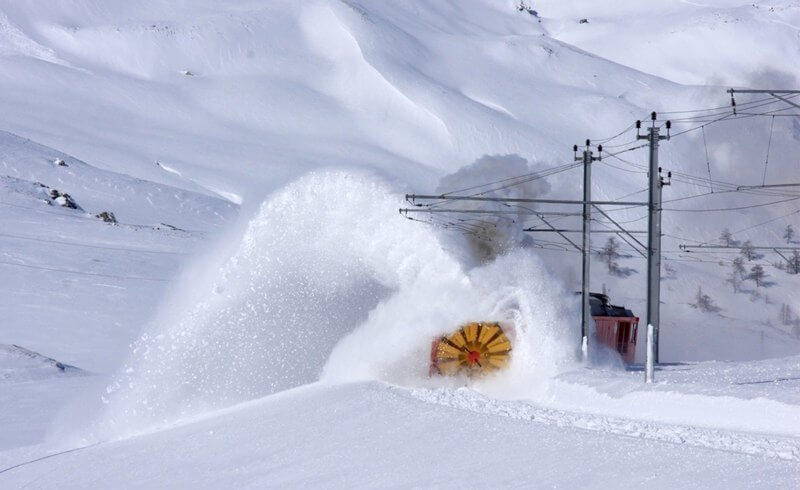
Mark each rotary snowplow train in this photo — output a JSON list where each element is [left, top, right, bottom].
[[428, 293, 639, 377]]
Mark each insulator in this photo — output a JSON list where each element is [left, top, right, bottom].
[[666, 121, 672, 129], [573, 144, 578, 152], [651, 111, 657, 121], [636, 120, 641, 129], [585, 139, 590, 146], [597, 144, 603, 152]]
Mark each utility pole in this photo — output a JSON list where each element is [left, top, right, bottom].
[[637, 113, 671, 366], [574, 140, 602, 362], [645, 323, 655, 383]]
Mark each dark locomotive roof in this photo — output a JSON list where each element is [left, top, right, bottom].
[[587, 292, 635, 317]]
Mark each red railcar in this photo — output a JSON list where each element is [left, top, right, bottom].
[[590, 293, 639, 363]]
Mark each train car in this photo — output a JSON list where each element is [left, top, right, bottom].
[[589, 293, 639, 363]]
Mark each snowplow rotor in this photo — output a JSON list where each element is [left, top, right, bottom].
[[430, 322, 512, 376]]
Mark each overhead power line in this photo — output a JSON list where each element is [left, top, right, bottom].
[[663, 196, 800, 212], [680, 245, 800, 251]]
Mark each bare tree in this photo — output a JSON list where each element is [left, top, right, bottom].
[[784, 224, 796, 244], [781, 304, 795, 326], [692, 286, 721, 313], [719, 228, 735, 246], [596, 237, 621, 273], [747, 264, 767, 287], [732, 256, 746, 276], [727, 256, 745, 292], [740, 240, 756, 261]]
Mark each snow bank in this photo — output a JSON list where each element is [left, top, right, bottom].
[[411, 385, 800, 461], [9, 382, 799, 489]]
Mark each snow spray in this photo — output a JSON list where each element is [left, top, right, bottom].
[[85, 170, 578, 440]]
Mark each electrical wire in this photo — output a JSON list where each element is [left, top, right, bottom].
[[424, 162, 583, 209], [663, 196, 800, 212], [610, 187, 649, 202], [604, 151, 800, 199], [658, 95, 799, 123], [589, 93, 798, 150], [600, 160, 647, 174], [657, 94, 779, 115], [763, 115, 775, 186], [719, 208, 800, 241], [408, 93, 800, 257], [668, 112, 739, 138], [590, 121, 638, 144], [701, 126, 714, 193], [434, 162, 580, 198]]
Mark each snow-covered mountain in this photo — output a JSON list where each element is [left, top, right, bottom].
[[1, 0, 799, 487]]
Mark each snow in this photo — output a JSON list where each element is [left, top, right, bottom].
[[0, 344, 83, 381], [413, 386, 800, 461], [537, 0, 800, 87], [1, 0, 799, 487], [3, 382, 799, 489], [0, 131, 236, 373]]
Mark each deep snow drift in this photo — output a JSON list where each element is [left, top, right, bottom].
[[7, 382, 800, 490]]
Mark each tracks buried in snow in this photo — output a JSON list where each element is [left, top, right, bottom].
[[409, 387, 800, 461]]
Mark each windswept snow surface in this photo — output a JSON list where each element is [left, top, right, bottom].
[[2, 382, 799, 489], [1, 0, 800, 487]]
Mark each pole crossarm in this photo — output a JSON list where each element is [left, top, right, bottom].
[[399, 208, 581, 216], [405, 195, 646, 206], [727, 88, 800, 114], [523, 229, 647, 234], [736, 183, 800, 190], [679, 245, 800, 251], [727, 89, 800, 94]]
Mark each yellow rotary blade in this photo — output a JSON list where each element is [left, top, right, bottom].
[[433, 322, 512, 376]]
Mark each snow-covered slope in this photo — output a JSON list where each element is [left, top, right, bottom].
[[538, 0, 800, 87], [1, 0, 799, 487], [3, 382, 799, 489], [0, 130, 236, 372]]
